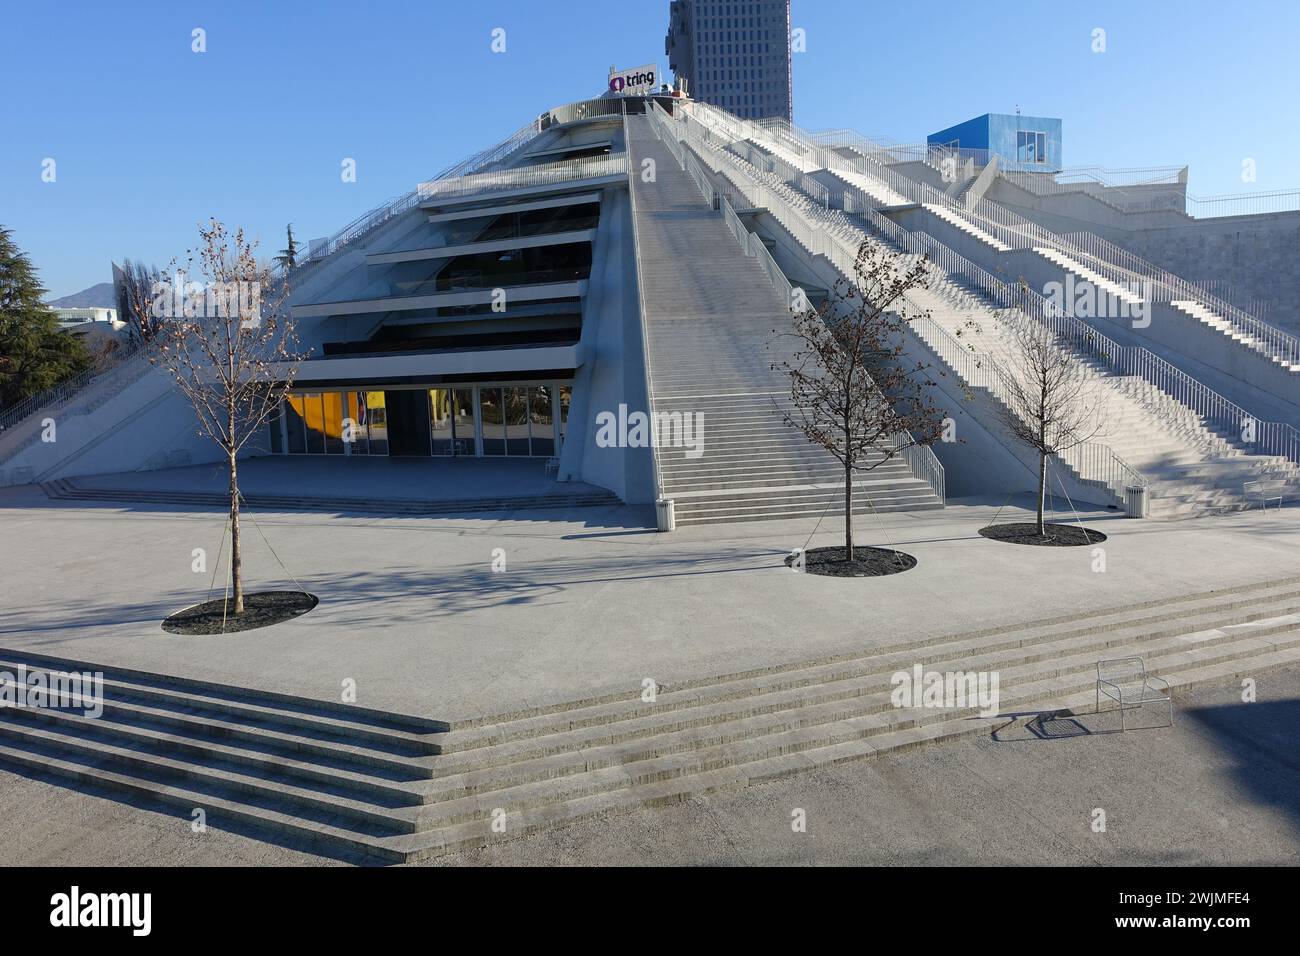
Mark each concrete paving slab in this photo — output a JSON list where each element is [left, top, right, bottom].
[[0, 488, 1296, 724]]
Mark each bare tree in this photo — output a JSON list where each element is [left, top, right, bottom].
[[124, 220, 307, 613], [772, 241, 946, 562], [996, 289, 1106, 536], [112, 258, 165, 346]]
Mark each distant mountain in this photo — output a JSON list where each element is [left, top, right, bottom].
[[47, 282, 116, 309]]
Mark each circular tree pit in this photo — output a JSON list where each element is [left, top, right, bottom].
[[162, 591, 319, 635], [979, 523, 1108, 547], [789, 546, 918, 577]]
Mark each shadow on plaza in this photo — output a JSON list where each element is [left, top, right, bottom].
[[991, 695, 1300, 837], [1182, 697, 1300, 835], [0, 544, 794, 638]]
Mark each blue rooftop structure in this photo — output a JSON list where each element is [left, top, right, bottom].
[[929, 112, 1062, 173]]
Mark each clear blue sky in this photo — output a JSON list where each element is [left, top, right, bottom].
[[3, 0, 1298, 299]]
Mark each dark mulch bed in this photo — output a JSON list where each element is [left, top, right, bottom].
[[162, 591, 319, 635], [979, 522, 1108, 547], [787, 546, 918, 577]]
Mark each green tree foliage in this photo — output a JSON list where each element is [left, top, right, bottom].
[[0, 226, 91, 409]]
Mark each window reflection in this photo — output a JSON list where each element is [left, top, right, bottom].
[[429, 388, 454, 455], [480, 388, 505, 455], [268, 401, 283, 454], [505, 387, 530, 456], [284, 396, 307, 453], [323, 392, 345, 455], [558, 385, 571, 446], [453, 388, 475, 456], [288, 393, 326, 453], [365, 391, 388, 455], [346, 391, 369, 455], [274, 383, 570, 459], [529, 386, 554, 456]]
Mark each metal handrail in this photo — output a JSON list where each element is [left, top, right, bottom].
[[650, 103, 957, 504], [286, 96, 627, 276], [417, 153, 628, 202], [723, 107, 1300, 371], [624, 103, 663, 500], [660, 104, 1300, 498], [0, 338, 146, 436], [1002, 163, 1300, 218]]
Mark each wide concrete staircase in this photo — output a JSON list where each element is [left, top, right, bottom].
[[916, 292, 1300, 517], [0, 352, 157, 486], [721, 107, 1300, 397], [627, 114, 942, 525], [691, 119, 1299, 516], [3, 576, 1300, 862]]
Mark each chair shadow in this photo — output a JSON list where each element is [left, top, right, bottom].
[[989, 705, 1167, 741]]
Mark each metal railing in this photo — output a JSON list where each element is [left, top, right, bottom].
[[664, 102, 1300, 484], [720, 107, 1300, 372], [650, 103, 958, 504], [922, 194, 1300, 370], [287, 96, 627, 276], [810, 131, 996, 174], [997, 167, 1187, 217], [624, 102, 664, 500], [1060, 443, 1149, 495], [1056, 231, 1300, 367], [288, 118, 546, 276], [1183, 189, 1300, 218], [892, 432, 947, 504], [0, 338, 146, 438], [540, 97, 629, 129], [417, 153, 628, 202], [1001, 163, 1300, 218]]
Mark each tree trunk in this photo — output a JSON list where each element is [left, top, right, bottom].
[[1036, 451, 1048, 538], [229, 451, 244, 614], [844, 459, 854, 563]]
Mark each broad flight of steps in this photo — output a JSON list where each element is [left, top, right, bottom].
[[2, 576, 1300, 861], [915, 283, 1300, 517], [627, 113, 942, 525], [697, 130, 1298, 519], [709, 105, 1300, 382], [1170, 299, 1300, 373]]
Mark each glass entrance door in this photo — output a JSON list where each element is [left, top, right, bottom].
[[429, 388, 478, 455]]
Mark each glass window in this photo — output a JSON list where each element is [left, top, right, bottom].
[[453, 388, 476, 456], [1016, 130, 1047, 164], [268, 400, 283, 454], [558, 385, 572, 448], [505, 387, 530, 455], [300, 393, 325, 453], [323, 392, 345, 454], [529, 386, 554, 457], [284, 395, 307, 453], [480, 387, 505, 455], [429, 388, 455, 455], [364, 391, 388, 456], [345, 391, 369, 455]]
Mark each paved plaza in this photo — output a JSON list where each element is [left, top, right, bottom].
[[1, 480, 1296, 723]]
